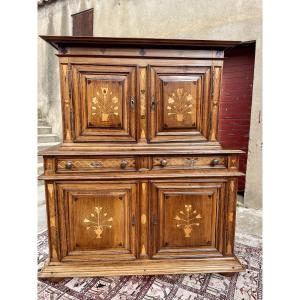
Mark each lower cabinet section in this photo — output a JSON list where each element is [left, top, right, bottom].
[[40, 178, 244, 278]]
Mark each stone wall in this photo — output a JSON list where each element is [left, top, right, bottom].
[[38, 0, 262, 209]]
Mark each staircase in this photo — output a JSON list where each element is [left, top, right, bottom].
[[38, 117, 61, 183]]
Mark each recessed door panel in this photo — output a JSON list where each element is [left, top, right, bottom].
[[149, 65, 212, 143], [87, 78, 123, 128], [56, 182, 137, 261], [72, 64, 137, 142], [150, 181, 225, 259]]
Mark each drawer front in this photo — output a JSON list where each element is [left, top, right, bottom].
[[56, 157, 136, 173], [152, 155, 227, 170]]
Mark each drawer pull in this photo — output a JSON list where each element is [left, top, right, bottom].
[[65, 161, 73, 170], [120, 160, 128, 169], [211, 159, 220, 166], [160, 159, 168, 167]]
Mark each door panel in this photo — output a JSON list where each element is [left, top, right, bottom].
[[150, 180, 226, 259], [149, 65, 211, 143], [56, 182, 137, 261], [71, 64, 137, 142]]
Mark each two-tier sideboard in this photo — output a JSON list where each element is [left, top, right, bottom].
[[38, 36, 245, 278]]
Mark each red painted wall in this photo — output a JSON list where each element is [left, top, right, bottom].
[[218, 43, 256, 192]]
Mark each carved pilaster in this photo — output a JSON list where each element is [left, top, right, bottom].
[[209, 66, 222, 141], [46, 183, 60, 261], [60, 62, 72, 142], [225, 179, 237, 255], [139, 67, 147, 142], [139, 181, 149, 258]]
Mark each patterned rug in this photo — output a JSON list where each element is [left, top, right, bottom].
[[38, 231, 262, 300]]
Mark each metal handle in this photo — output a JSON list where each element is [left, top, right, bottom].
[[160, 159, 168, 167], [120, 160, 128, 169], [151, 96, 157, 111], [211, 159, 220, 166], [130, 96, 136, 108], [65, 161, 73, 170]]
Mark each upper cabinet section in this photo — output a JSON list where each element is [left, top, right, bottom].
[[41, 36, 241, 145]]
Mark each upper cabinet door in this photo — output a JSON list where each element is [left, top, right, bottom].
[[148, 65, 213, 143], [71, 64, 137, 142]]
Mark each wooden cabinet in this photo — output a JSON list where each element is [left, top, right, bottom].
[[39, 36, 244, 278]]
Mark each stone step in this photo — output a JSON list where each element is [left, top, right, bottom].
[[38, 162, 44, 175], [38, 133, 60, 143], [38, 118, 48, 126], [38, 184, 46, 206], [38, 125, 52, 134], [38, 141, 60, 152]]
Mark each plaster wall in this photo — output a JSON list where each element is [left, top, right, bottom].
[[38, 0, 262, 209]]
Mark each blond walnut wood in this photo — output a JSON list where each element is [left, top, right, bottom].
[[39, 36, 243, 278]]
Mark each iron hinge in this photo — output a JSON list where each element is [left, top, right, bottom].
[[131, 216, 136, 226], [151, 96, 157, 111], [129, 96, 136, 109]]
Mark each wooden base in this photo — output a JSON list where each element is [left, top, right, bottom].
[[38, 256, 244, 278]]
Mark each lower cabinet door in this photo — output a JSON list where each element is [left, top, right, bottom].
[[56, 181, 137, 262], [150, 180, 226, 259]]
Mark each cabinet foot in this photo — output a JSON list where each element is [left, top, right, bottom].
[[219, 272, 236, 277], [42, 277, 67, 283]]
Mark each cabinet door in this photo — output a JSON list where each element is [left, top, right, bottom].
[[71, 64, 137, 142], [56, 182, 137, 261], [150, 180, 226, 259], [149, 65, 212, 143]]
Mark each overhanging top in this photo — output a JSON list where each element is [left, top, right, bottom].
[[40, 35, 242, 51]]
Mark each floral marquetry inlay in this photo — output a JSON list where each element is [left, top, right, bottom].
[[90, 86, 120, 125], [83, 206, 113, 239], [167, 88, 193, 123], [174, 204, 202, 238]]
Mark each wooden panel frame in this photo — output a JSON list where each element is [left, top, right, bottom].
[[148, 65, 212, 143], [55, 181, 138, 262], [150, 180, 227, 259], [71, 64, 138, 142]]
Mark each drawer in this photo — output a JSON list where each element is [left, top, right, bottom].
[[56, 157, 137, 173], [152, 155, 227, 170]]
